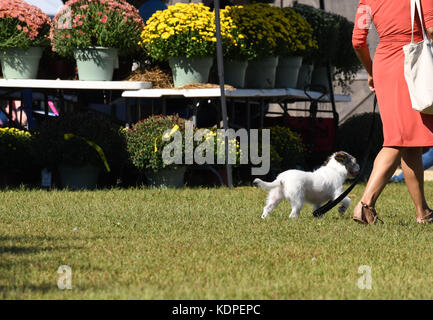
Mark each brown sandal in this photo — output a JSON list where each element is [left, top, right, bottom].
[[353, 202, 383, 225], [416, 210, 433, 224]]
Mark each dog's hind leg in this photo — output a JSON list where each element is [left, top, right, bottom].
[[337, 196, 351, 216], [312, 204, 326, 219], [261, 187, 283, 219]]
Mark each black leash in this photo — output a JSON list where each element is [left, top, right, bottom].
[[312, 94, 377, 218]]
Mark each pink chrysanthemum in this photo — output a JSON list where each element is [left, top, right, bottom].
[[0, 0, 51, 44], [50, 0, 144, 57]]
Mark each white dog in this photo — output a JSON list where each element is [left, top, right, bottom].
[[254, 151, 360, 219]]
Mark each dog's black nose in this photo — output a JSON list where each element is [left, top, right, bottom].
[[351, 169, 360, 176]]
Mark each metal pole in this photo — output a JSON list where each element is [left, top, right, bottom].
[[319, 0, 338, 148], [214, 0, 233, 188]]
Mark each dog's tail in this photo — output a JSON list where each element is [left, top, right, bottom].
[[253, 178, 282, 190]]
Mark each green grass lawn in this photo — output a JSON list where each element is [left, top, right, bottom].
[[2, 182, 433, 299]]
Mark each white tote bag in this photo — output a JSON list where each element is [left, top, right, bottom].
[[403, 0, 433, 114]]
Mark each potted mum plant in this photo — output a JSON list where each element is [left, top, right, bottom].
[[195, 127, 243, 184], [0, 127, 35, 186], [187, 126, 244, 186], [0, 0, 51, 79], [140, 3, 216, 87], [258, 126, 305, 179], [219, 5, 251, 88], [126, 115, 191, 188], [50, 0, 144, 81], [33, 112, 126, 189], [267, 126, 305, 172], [275, 7, 317, 88], [230, 3, 282, 89], [293, 3, 339, 91]]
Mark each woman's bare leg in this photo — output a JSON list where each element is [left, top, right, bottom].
[[401, 147, 431, 219], [359, 147, 403, 207]]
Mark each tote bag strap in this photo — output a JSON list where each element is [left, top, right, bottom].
[[411, 0, 429, 43]]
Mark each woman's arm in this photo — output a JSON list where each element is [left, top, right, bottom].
[[354, 46, 375, 92], [354, 25, 433, 93], [352, 0, 373, 91]]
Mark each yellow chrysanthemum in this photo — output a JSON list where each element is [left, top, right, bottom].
[[140, 3, 216, 60], [140, 3, 316, 61]]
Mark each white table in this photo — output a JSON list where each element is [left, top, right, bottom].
[[0, 79, 152, 129], [122, 87, 351, 102], [0, 79, 152, 90], [121, 87, 351, 129], [0, 79, 153, 104]]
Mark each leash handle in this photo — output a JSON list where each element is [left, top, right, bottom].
[[313, 95, 377, 218]]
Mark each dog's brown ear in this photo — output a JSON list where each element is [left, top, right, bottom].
[[334, 152, 348, 164]]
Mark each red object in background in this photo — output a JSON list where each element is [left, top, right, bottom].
[[284, 116, 337, 153]]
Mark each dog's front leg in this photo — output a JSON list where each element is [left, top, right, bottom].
[[288, 197, 303, 219], [288, 207, 302, 219], [312, 204, 325, 219], [337, 197, 351, 216]]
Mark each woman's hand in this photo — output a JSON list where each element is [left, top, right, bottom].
[[427, 27, 433, 41], [368, 74, 375, 92]]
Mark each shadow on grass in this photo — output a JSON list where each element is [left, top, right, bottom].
[[0, 246, 58, 255], [0, 235, 112, 242], [0, 284, 88, 298], [0, 235, 67, 242], [0, 283, 55, 295], [0, 245, 85, 255]]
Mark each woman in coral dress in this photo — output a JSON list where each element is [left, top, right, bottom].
[[352, 0, 433, 224]]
